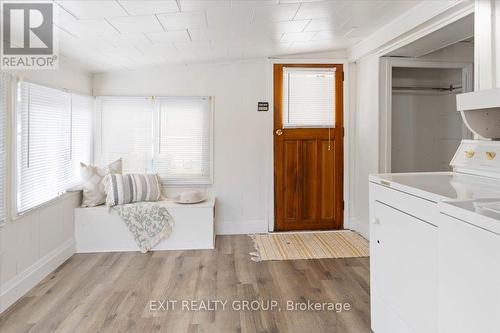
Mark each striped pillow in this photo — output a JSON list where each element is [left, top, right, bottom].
[[103, 174, 162, 206]]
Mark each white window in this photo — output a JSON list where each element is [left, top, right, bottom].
[[154, 97, 212, 185], [0, 74, 7, 223], [283, 67, 336, 128], [98, 97, 154, 173], [97, 96, 212, 185], [71, 94, 94, 174], [16, 81, 94, 214]]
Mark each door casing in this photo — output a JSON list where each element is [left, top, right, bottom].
[[273, 63, 344, 231]]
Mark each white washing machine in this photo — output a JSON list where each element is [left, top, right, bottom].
[[369, 87, 500, 333], [438, 199, 500, 333]]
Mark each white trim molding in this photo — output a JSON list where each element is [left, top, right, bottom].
[[216, 219, 268, 235], [266, 58, 351, 233], [0, 239, 75, 314], [348, 0, 474, 61], [379, 58, 474, 173]]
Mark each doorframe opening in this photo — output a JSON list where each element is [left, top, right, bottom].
[[379, 58, 474, 173], [267, 58, 351, 232]]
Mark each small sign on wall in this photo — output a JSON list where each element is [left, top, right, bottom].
[[258, 102, 269, 112]]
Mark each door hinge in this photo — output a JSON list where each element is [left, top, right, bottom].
[[342, 71, 345, 82], [342, 127, 345, 137], [342, 201, 345, 211]]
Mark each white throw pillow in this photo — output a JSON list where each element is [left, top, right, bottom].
[[103, 173, 162, 207], [80, 159, 122, 207]]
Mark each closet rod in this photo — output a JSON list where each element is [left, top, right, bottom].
[[392, 85, 462, 92]]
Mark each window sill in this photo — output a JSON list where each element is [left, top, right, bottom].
[[12, 191, 81, 221], [160, 176, 213, 187]]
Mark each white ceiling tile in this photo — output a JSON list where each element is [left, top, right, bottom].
[[253, 3, 300, 22], [54, 4, 79, 27], [118, 0, 179, 15], [57, 19, 119, 38], [269, 20, 310, 34], [174, 40, 212, 52], [181, 1, 277, 12], [157, 11, 207, 30], [56, 0, 128, 19], [188, 29, 231, 41], [288, 40, 333, 51], [281, 31, 316, 42], [289, 39, 352, 51], [279, 0, 322, 3], [294, 1, 346, 20], [147, 30, 191, 43], [304, 18, 337, 32], [312, 30, 342, 41], [105, 34, 153, 47], [205, 6, 253, 30], [140, 43, 177, 55], [108, 15, 164, 34], [101, 46, 145, 59], [180, 1, 230, 12], [75, 36, 117, 52]]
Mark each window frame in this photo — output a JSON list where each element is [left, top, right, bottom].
[[153, 96, 214, 186], [95, 95, 214, 187], [282, 66, 337, 129], [14, 79, 95, 217], [0, 73, 10, 225]]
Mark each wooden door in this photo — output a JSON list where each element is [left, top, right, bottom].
[[274, 64, 344, 231]]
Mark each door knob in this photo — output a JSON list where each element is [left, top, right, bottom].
[[275, 129, 283, 136]]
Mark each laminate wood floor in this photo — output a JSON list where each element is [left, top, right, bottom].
[[0, 235, 371, 333]]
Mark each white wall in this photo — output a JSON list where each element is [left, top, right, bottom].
[[420, 41, 474, 62], [350, 56, 380, 239], [0, 61, 92, 313], [5, 58, 92, 94], [475, 0, 500, 90], [93, 59, 272, 235]]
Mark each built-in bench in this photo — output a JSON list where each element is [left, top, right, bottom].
[[74, 197, 215, 253]]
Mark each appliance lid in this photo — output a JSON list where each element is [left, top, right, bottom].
[[439, 199, 500, 234], [456, 88, 500, 139]]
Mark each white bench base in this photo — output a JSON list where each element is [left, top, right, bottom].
[[74, 198, 215, 253]]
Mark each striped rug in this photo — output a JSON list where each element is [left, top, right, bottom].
[[249, 231, 369, 261]]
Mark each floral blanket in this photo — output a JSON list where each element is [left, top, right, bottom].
[[113, 202, 174, 253]]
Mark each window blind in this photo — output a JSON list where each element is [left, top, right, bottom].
[[283, 67, 336, 128], [99, 97, 153, 173], [0, 74, 7, 223], [16, 82, 94, 214], [154, 97, 212, 184], [71, 94, 94, 180]]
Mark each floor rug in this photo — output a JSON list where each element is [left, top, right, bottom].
[[249, 230, 369, 261]]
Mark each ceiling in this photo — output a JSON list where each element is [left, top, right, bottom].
[[50, 0, 422, 73], [386, 13, 474, 58]]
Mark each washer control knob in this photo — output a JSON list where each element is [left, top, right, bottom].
[[486, 152, 496, 160], [465, 150, 475, 159]]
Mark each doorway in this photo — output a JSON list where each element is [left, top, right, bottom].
[[273, 64, 344, 231], [380, 58, 474, 173]]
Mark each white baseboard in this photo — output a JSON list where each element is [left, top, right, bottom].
[[0, 239, 75, 314], [216, 219, 268, 235], [349, 217, 370, 240]]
